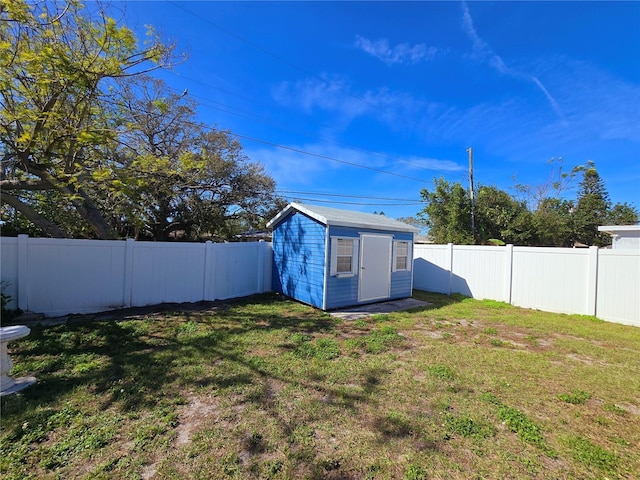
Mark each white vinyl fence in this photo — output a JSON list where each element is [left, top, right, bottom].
[[2, 236, 638, 326], [414, 244, 640, 327], [1, 235, 272, 316]]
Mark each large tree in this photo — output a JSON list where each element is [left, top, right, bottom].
[[420, 162, 637, 247], [474, 186, 535, 245], [419, 178, 473, 244], [420, 179, 537, 245], [0, 0, 175, 238], [531, 197, 574, 247], [1, 1, 280, 241], [572, 161, 638, 246], [105, 77, 278, 241]]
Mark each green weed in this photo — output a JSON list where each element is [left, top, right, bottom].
[[444, 414, 495, 439], [405, 464, 428, 480], [364, 325, 402, 353], [427, 364, 455, 380], [558, 390, 591, 405], [603, 403, 627, 415], [294, 337, 340, 360], [497, 406, 549, 452], [564, 436, 618, 471]]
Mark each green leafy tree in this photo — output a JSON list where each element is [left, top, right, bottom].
[[606, 202, 638, 226], [419, 178, 473, 244], [572, 161, 612, 246], [418, 161, 637, 247], [0, 0, 175, 238], [103, 77, 278, 241], [396, 216, 429, 235], [531, 197, 574, 247], [1, 1, 280, 241], [475, 186, 536, 245]]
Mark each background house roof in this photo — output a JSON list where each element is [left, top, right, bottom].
[[598, 225, 640, 234], [267, 202, 420, 233]]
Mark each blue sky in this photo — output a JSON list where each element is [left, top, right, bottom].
[[116, 1, 640, 220]]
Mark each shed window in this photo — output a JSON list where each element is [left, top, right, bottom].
[[330, 237, 359, 276], [393, 241, 412, 272]]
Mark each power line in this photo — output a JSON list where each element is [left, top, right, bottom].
[[276, 190, 423, 202], [156, 5, 462, 180], [168, 1, 316, 77], [101, 93, 429, 184], [227, 132, 429, 183], [277, 197, 424, 206], [165, 72, 447, 176], [165, 1, 433, 144]]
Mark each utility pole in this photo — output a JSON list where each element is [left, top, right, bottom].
[[467, 147, 475, 242]]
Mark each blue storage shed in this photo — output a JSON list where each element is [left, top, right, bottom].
[[267, 202, 420, 310]]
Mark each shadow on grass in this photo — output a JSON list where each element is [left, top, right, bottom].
[[2, 291, 461, 411], [1, 293, 388, 445], [1, 291, 464, 477], [412, 289, 470, 310]]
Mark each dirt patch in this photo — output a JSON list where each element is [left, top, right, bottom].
[[175, 395, 221, 446], [418, 329, 446, 339], [140, 397, 225, 478], [619, 403, 640, 416], [565, 353, 611, 367]]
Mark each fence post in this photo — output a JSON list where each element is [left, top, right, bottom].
[[446, 243, 454, 295], [17, 234, 29, 311], [123, 238, 135, 308], [504, 244, 514, 304], [257, 240, 265, 293], [586, 246, 599, 316], [203, 241, 214, 301]]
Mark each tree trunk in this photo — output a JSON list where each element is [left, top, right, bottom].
[[1, 193, 69, 238]]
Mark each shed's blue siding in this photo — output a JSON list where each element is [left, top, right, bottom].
[[390, 231, 414, 300], [271, 211, 326, 308], [324, 226, 360, 309], [324, 226, 414, 310]]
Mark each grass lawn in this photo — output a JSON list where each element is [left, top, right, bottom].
[[1, 291, 639, 479]]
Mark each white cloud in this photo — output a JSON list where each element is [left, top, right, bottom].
[[355, 35, 437, 65], [401, 155, 465, 173], [247, 143, 463, 191], [272, 73, 430, 129]]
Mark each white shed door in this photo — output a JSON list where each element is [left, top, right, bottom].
[[359, 234, 392, 302]]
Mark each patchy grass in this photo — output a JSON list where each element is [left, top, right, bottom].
[[1, 291, 639, 479]]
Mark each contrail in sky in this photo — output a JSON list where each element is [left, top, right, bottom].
[[461, 2, 564, 119]]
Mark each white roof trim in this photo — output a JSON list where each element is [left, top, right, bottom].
[[598, 225, 640, 233], [267, 202, 420, 233]]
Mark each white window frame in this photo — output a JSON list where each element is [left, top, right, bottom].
[[330, 237, 359, 277], [392, 240, 412, 272]]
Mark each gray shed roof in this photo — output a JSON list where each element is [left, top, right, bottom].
[[267, 202, 420, 233]]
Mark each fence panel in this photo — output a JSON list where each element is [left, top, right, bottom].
[[0, 236, 272, 316], [0, 237, 19, 309], [210, 242, 266, 300], [413, 244, 451, 293], [451, 246, 508, 301], [511, 247, 594, 315], [13, 238, 127, 316], [412, 244, 638, 327], [130, 242, 207, 307], [596, 250, 640, 326]]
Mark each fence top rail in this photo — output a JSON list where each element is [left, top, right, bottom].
[[598, 248, 640, 256], [0, 236, 272, 249]]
